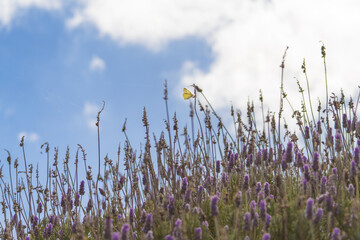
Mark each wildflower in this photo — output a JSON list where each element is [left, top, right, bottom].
[[168, 196, 175, 216], [306, 198, 314, 220], [79, 180, 85, 195], [332, 168, 337, 175], [37, 202, 42, 214], [181, 177, 188, 194], [259, 200, 267, 220], [185, 189, 191, 203], [285, 142, 293, 163], [72, 221, 77, 233], [234, 191, 242, 208], [143, 213, 153, 233], [263, 233, 271, 240], [331, 228, 341, 240], [317, 121, 322, 134], [250, 200, 257, 219], [281, 159, 288, 171], [351, 160, 358, 177], [246, 154, 253, 167], [25, 237, 30, 240], [313, 208, 323, 225], [265, 214, 271, 231], [216, 160, 221, 173], [262, 148, 268, 162], [210, 195, 219, 217], [112, 232, 120, 240], [194, 227, 202, 240], [74, 193, 80, 207], [255, 151, 262, 166], [86, 199, 93, 213], [304, 164, 311, 181], [104, 217, 113, 239], [174, 218, 182, 238], [348, 184, 355, 197], [312, 152, 320, 172], [335, 132, 342, 153], [221, 172, 228, 185], [264, 182, 270, 196], [320, 176, 327, 194], [228, 153, 235, 171], [185, 203, 190, 212], [120, 224, 129, 240], [354, 147, 360, 164], [164, 235, 175, 240], [145, 231, 154, 240], [243, 174, 249, 190], [305, 126, 310, 139], [129, 208, 134, 226], [256, 182, 262, 194], [202, 221, 209, 228], [253, 212, 259, 227], [243, 212, 251, 231]]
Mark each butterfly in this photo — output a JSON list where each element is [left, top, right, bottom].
[[183, 88, 194, 100]]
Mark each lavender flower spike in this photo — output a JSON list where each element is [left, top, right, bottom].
[[194, 227, 202, 240], [210, 195, 219, 217], [306, 198, 314, 220], [120, 224, 129, 240], [262, 233, 271, 240], [331, 228, 341, 240]]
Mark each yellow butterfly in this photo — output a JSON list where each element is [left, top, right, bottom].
[[183, 88, 194, 100]]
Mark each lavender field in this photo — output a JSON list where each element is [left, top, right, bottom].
[[1, 47, 359, 240]]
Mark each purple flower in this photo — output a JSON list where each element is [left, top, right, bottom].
[[256, 182, 262, 194], [112, 232, 120, 240], [285, 142, 293, 163], [331, 228, 341, 240], [168, 196, 175, 216], [71, 221, 77, 233], [145, 231, 154, 240], [250, 200, 257, 219], [79, 180, 85, 195], [143, 213, 153, 233], [216, 160, 221, 173], [129, 208, 134, 226], [243, 174, 249, 190], [259, 200, 267, 220], [354, 147, 360, 164], [306, 198, 314, 220], [263, 233, 271, 240], [210, 195, 219, 217], [202, 221, 209, 228], [252, 212, 259, 227], [312, 152, 320, 172], [74, 193, 80, 207], [351, 160, 358, 177], [86, 199, 93, 213], [281, 159, 288, 171], [120, 224, 129, 240], [234, 191, 242, 208], [305, 126, 310, 139], [342, 113, 348, 128], [174, 219, 182, 238], [265, 214, 271, 231], [194, 227, 202, 240], [320, 176, 327, 194], [335, 132, 342, 153], [317, 121, 322, 134], [313, 208, 323, 225], [262, 149, 268, 162], [25, 237, 30, 240], [348, 184, 355, 197], [243, 212, 251, 231], [332, 168, 337, 175], [255, 151, 262, 166], [264, 182, 270, 196], [181, 177, 188, 194], [37, 202, 42, 214], [246, 154, 253, 167], [104, 217, 113, 239], [304, 164, 311, 181], [164, 235, 175, 240]]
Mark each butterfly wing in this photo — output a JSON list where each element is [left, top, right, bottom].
[[183, 88, 194, 100]]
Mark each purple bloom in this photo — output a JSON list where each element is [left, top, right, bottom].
[[129, 208, 134, 226], [74, 193, 80, 207], [202, 221, 209, 228], [79, 180, 85, 195], [264, 182, 270, 196], [285, 142, 293, 163], [120, 224, 129, 240], [335, 132, 342, 153], [256, 182, 262, 194], [354, 147, 360, 164], [313, 208, 323, 225], [112, 232, 120, 240], [37, 202, 42, 214], [332, 168, 337, 175], [305, 126, 310, 139], [181, 177, 188, 194], [168, 196, 175, 216], [234, 191, 242, 208], [263, 233, 271, 240], [174, 219, 182, 238], [104, 217, 113, 239], [252, 212, 259, 227], [164, 235, 175, 240], [210, 195, 219, 217], [317, 121, 322, 134], [259, 200, 267, 220], [312, 152, 320, 172], [320, 176, 327, 194], [71, 221, 77, 233], [262, 148, 268, 162], [216, 160, 221, 173], [255, 151, 262, 166], [351, 160, 358, 177], [194, 227, 202, 240], [265, 214, 271, 231], [306, 198, 314, 220], [250, 200, 257, 219], [281, 159, 288, 171], [143, 213, 153, 233], [348, 184, 355, 197], [25, 237, 30, 240], [331, 228, 341, 240], [145, 231, 154, 240], [304, 164, 311, 181], [243, 212, 251, 231], [343, 113, 348, 128], [243, 174, 249, 190], [246, 154, 253, 167]]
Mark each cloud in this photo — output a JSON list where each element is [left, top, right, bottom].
[[83, 102, 99, 130], [89, 55, 106, 71], [17, 131, 40, 143], [0, 0, 61, 26], [69, 0, 360, 121]]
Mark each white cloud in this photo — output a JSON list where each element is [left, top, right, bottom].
[[83, 102, 99, 130], [69, 0, 360, 122], [0, 0, 61, 26], [89, 55, 106, 71], [17, 131, 40, 143]]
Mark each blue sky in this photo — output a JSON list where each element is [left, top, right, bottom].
[[1, 0, 360, 183]]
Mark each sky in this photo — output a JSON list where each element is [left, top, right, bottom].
[[1, 0, 360, 183]]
